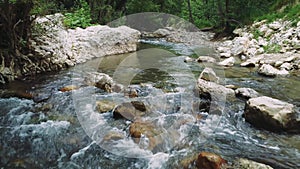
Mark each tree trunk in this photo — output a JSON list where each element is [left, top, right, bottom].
[[187, 0, 194, 24]]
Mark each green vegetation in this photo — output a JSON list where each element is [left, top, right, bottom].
[[263, 44, 282, 53], [63, 0, 92, 29]]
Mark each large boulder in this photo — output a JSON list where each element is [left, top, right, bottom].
[[244, 96, 300, 133]]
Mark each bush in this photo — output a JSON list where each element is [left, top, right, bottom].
[[63, 0, 92, 29]]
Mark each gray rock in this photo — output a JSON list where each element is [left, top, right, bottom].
[[197, 56, 216, 63], [85, 72, 114, 92], [244, 96, 300, 133], [220, 52, 231, 58], [199, 67, 219, 83], [184, 56, 194, 62], [197, 78, 235, 106], [218, 57, 235, 67], [280, 62, 293, 70], [234, 158, 273, 169], [235, 88, 260, 99], [268, 21, 282, 30], [258, 64, 289, 77]]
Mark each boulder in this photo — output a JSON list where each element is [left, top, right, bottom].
[[197, 79, 235, 101], [218, 57, 235, 67], [244, 96, 300, 133], [196, 152, 226, 169], [235, 88, 260, 99], [199, 67, 219, 83], [234, 158, 273, 169], [197, 56, 216, 63], [113, 101, 148, 121], [84, 72, 114, 92], [258, 64, 289, 77], [96, 100, 116, 113], [280, 62, 293, 70], [129, 121, 163, 151], [220, 52, 231, 58]]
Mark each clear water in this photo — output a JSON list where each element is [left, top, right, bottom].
[[0, 39, 299, 169]]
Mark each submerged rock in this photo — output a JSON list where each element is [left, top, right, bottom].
[[113, 101, 148, 121], [96, 100, 116, 113], [196, 152, 226, 169], [244, 96, 300, 133], [234, 158, 273, 169], [59, 85, 79, 92], [129, 121, 163, 151]]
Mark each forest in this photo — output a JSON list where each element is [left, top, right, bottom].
[[0, 0, 299, 61]]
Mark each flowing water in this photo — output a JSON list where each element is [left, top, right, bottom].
[[0, 39, 299, 169]]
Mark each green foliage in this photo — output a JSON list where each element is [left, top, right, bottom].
[[263, 44, 282, 53], [63, 0, 92, 29], [252, 29, 263, 40]]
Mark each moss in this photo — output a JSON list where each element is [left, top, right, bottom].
[[263, 44, 282, 53]]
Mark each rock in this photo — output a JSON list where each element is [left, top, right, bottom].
[[234, 158, 273, 169], [113, 101, 148, 121], [199, 67, 219, 83], [197, 79, 235, 100], [217, 46, 230, 53], [196, 152, 226, 169], [101, 132, 124, 143], [85, 72, 114, 92], [218, 57, 235, 67], [184, 56, 194, 62], [220, 52, 231, 58], [244, 96, 300, 133], [129, 121, 163, 151], [268, 21, 282, 30], [124, 88, 138, 98], [153, 28, 171, 37], [197, 56, 216, 63], [59, 85, 79, 92], [231, 46, 244, 56], [280, 62, 293, 70], [258, 64, 289, 77], [96, 100, 116, 113], [235, 88, 260, 99]]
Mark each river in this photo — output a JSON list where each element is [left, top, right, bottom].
[[0, 39, 299, 169]]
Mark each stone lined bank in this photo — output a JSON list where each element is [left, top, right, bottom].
[[0, 13, 140, 84]]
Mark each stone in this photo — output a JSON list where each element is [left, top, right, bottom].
[[129, 121, 163, 151], [153, 28, 171, 37], [231, 45, 244, 56], [235, 88, 260, 99], [217, 46, 230, 53], [234, 158, 273, 169], [124, 88, 138, 98], [199, 67, 219, 83], [268, 21, 282, 30], [258, 64, 289, 77], [96, 100, 116, 113], [196, 152, 226, 169], [197, 79, 235, 100], [197, 56, 217, 63], [113, 101, 148, 121], [220, 52, 231, 58], [218, 57, 235, 67], [184, 56, 194, 62], [59, 85, 79, 92], [280, 62, 293, 70], [244, 96, 300, 133], [85, 72, 114, 92]]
